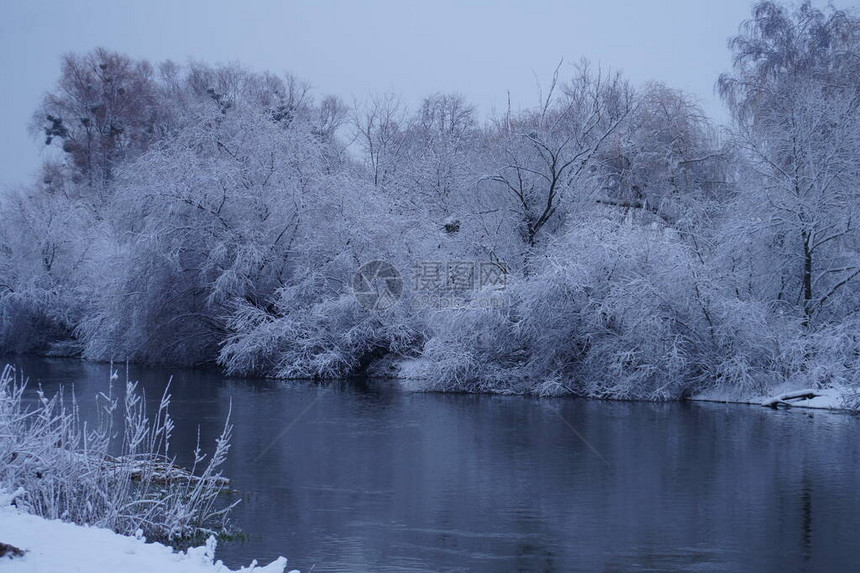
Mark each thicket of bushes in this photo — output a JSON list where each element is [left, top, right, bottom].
[[3, 2, 860, 400]]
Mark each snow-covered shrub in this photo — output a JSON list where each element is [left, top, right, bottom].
[[522, 217, 709, 398], [419, 215, 788, 400], [774, 317, 860, 390], [75, 235, 223, 366], [0, 186, 91, 355], [0, 287, 75, 354], [0, 365, 236, 542], [69, 68, 362, 367], [696, 297, 781, 395], [417, 290, 526, 393], [220, 268, 425, 378]]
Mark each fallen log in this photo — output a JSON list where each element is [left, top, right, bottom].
[[762, 389, 820, 409]]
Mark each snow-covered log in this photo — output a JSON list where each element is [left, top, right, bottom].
[[761, 389, 820, 408]]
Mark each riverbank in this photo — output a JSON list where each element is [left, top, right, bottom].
[[0, 494, 291, 573], [692, 386, 857, 412], [380, 356, 860, 412], [13, 352, 860, 413]]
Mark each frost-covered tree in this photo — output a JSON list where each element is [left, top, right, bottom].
[[8, 14, 860, 401], [33, 48, 162, 191], [351, 93, 408, 189], [75, 68, 350, 365], [482, 63, 633, 251], [403, 93, 478, 213], [0, 181, 92, 354], [721, 1, 860, 326], [597, 83, 727, 223]]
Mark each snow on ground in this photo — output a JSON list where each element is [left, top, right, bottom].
[[693, 386, 852, 411], [387, 356, 859, 411], [0, 494, 293, 573]]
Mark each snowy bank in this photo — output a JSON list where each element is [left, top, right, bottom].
[[385, 355, 860, 412], [0, 497, 293, 573], [693, 385, 858, 412]]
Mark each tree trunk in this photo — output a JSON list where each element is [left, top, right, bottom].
[[802, 230, 813, 327]]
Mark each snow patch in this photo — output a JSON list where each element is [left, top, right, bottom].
[[693, 385, 853, 411], [0, 496, 294, 573]]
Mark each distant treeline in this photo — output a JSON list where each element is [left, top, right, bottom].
[[2, 1, 860, 399]]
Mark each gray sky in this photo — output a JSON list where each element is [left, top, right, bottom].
[[0, 0, 845, 189]]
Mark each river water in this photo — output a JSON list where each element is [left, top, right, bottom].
[[7, 356, 860, 572]]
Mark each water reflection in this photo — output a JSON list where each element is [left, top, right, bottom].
[[6, 356, 860, 573]]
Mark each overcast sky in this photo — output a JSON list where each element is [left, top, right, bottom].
[[0, 0, 848, 189]]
